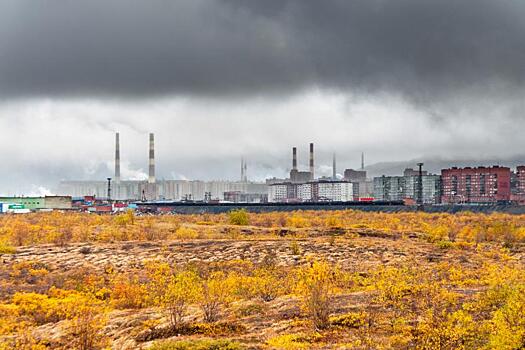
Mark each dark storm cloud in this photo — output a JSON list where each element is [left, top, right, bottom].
[[1, 0, 525, 100]]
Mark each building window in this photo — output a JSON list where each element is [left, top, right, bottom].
[[465, 175, 472, 200], [451, 176, 458, 196]]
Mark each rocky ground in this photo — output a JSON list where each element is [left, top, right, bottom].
[[1, 226, 492, 274]]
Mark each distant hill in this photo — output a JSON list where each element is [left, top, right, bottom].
[[364, 157, 525, 177]]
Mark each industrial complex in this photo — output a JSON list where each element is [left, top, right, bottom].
[[57, 133, 267, 202], [1, 132, 524, 214]]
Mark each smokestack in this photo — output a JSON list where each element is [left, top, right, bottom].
[[333, 152, 336, 180], [115, 132, 120, 184], [309, 143, 314, 180], [292, 147, 297, 170], [148, 133, 155, 184], [361, 152, 365, 170], [244, 160, 247, 182], [241, 158, 244, 182]]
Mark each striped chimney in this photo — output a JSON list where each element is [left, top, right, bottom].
[[148, 133, 155, 184]]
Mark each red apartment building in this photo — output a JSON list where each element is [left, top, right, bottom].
[[441, 166, 511, 204]]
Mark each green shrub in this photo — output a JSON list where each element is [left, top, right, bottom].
[[228, 209, 249, 226], [436, 240, 454, 250], [150, 338, 245, 350], [330, 312, 367, 328]]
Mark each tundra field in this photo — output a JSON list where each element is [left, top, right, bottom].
[[1, 210, 525, 350]]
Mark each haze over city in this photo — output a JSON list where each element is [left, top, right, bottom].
[[1, 0, 525, 194]]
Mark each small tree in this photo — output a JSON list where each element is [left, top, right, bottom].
[[198, 272, 233, 322], [229, 209, 249, 226], [252, 267, 283, 302], [163, 271, 201, 328], [296, 260, 337, 329]]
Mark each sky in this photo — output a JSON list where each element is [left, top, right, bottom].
[[1, 0, 525, 194]]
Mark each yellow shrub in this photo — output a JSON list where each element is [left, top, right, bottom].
[[286, 214, 310, 228], [111, 275, 148, 309], [173, 227, 199, 240], [295, 260, 338, 329], [0, 241, 16, 254], [228, 209, 249, 226]]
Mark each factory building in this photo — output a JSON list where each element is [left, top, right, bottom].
[[58, 179, 267, 202], [343, 168, 373, 199], [373, 174, 440, 204], [57, 133, 267, 202], [289, 145, 314, 183], [0, 196, 72, 211], [223, 191, 267, 203], [441, 166, 511, 204], [268, 144, 356, 203]]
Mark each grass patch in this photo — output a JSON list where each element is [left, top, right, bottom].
[[150, 338, 245, 350]]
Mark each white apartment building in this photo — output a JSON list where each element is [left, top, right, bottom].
[[316, 181, 353, 202], [268, 181, 353, 203], [268, 183, 289, 203], [297, 183, 313, 201]]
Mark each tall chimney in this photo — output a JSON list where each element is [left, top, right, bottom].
[[115, 132, 120, 184], [361, 152, 365, 170], [309, 143, 314, 180], [240, 158, 244, 182], [332, 152, 336, 180], [292, 147, 297, 170], [148, 133, 155, 184]]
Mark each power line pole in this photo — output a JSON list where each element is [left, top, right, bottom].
[[107, 177, 112, 202], [417, 163, 424, 210]]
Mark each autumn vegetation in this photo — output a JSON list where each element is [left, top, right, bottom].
[[1, 210, 525, 349]]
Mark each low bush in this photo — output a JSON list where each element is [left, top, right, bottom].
[[330, 312, 367, 328], [228, 209, 249, 226], [173, 227, 199, 240]]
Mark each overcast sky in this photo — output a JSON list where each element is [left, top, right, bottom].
[[1, 0, 525, 194]]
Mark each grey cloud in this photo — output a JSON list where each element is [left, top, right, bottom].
[[1, 0, 524, 101]]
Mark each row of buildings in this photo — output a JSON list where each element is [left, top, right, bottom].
[[58, 179, 268, 202], [268, 144, 372, 202], [373, 165, 525, 205], [267, 144, 525, 205], [56, 133, 525, 206]]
